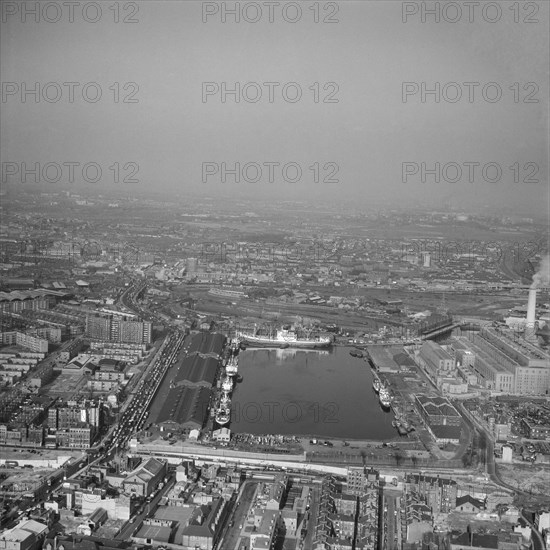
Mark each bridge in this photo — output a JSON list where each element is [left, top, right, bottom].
[[419, 321, 463, 340], [420, 317, 495, 340]]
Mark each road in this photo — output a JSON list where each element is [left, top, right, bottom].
[[215, 481, 257, 550], [382, 489, 401, 550]]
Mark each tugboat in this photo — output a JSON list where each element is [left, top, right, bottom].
[[372, 376, 381, 393]]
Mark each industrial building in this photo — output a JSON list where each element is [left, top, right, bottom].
[[155, 386, 212, 436], [187, 332, 225, 358], [415, 395, 462, 444], [172, 354, 219, 389]]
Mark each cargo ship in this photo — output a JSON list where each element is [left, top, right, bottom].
[[237, 325, 332, 349], [379, 387, 391, 409], [221, 376, 233, 393], [225, 356, 238, 377], [215, 407, 230, 425]]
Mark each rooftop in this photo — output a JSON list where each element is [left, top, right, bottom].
[[155, 385, 211, 428], [173, 354, 218, 387]]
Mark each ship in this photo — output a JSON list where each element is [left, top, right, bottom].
[[230, 338, 241, 355], [372, 376, 381, 393], [379, 387, 391, 409], [219, 392, 231, 408], [215, 407, 230, 425], [221, 376, 233, 393], [225, 356, 238, 377], [237, 325, 332, 349]]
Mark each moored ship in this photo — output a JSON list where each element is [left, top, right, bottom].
[[237, 325, 332, 349], [219, 392, 231, 408], [221, 376, 233, 393], [379, 387, 391, 409], [215, 407, 230, 425], [372, 376, 381, 393], [225, 356, 238, 377]]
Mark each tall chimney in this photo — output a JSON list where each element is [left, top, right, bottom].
[[525, 288, 537, 342], [526, 288, 537, 326]]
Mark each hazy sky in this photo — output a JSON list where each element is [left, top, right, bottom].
[[1, 1, 548, 214]]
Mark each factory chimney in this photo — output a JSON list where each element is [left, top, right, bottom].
[[525, 288, 537, 341], [526, 288, 537, 325]]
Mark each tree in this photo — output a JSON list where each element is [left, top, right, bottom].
[[394, 450, 404, 467], [462, 448, 473, 468]]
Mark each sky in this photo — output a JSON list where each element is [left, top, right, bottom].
[[1, 0, 548, 215]]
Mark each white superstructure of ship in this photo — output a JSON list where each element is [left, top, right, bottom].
[[230, 337, 241, 353], [225, 356, 238, 377], [215, 407, 230, 425], [379, 386, 391, 409], [221, 376, 233, 393], [236, 325, 332, 349]]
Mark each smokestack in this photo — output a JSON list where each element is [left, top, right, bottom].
[[525, 288, 538, 342], [526, 288, 537, 325]]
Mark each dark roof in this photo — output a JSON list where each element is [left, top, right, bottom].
[[407, 473, 457, 487], [456, 495, 485, 509], [392, 352, 416, 366], [173, 354, 218, 387], [416, 395, 461, 418], [430, 424, 462, 440], [187, 332, 224, 356], [451, 532, 499, 549], [156, 386, 211, 429], [181, 498, 223, 539], [141, 457, 165, 477]]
